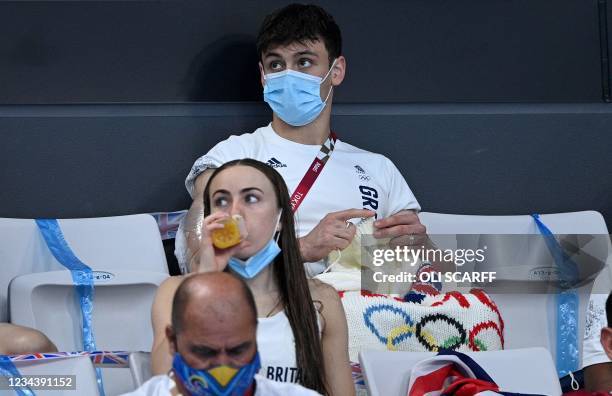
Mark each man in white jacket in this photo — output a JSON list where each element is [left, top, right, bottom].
[[123, 272, 320, 396]]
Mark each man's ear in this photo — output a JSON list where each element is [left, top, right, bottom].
[[259, 62, 265, 88], [330, 55, 346, 87], [166, 325, 177, 355], [601, 327, 612, 360]]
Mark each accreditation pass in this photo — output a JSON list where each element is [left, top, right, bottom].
[[0, 375, 76, 390]]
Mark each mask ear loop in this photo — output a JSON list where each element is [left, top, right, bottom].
[[273, 209, 283, 243], [320, 58, 338, 83], [320, 58, 338, 105], [322, 85, 334, 106], [321, 249, 342, 274]]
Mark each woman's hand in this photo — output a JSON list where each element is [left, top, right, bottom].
[[189, 212, 244, 273]]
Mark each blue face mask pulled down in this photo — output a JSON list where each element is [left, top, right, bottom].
[[263, 59, 337, 127], [172, 352, 261, 396], [228, 211, 282, 279]]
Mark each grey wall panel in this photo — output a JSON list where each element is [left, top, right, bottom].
[[1, 103, 610, 230], [0, 108, 270, 217], [334, 0, 603, 103], [606, 0, 612, 100], [0, 0, 603, 103], [334, 110, 612, 223]]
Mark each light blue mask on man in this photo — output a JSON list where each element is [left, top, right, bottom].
[[228, 210, 282, 279], [263, 59, 337, 127]]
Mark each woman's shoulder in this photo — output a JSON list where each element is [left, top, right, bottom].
[[307, 278, 340, 302], [155, 275, 186, 302], [306, 280, 346, 335], [307, 279, 343, 318], [152, 275, 187, 332], [159, 274, 185, 289]]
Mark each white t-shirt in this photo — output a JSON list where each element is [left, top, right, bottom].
[[583, 293, 610, 368], [256, 309, 323, 384], [120, 373, 322, 396], [257, 311, 297, 383], [179, 123, 420, 273]]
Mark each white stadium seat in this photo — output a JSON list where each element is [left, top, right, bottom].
[[418, 210, 611, 368], [128, 352, 152, 387], [6, 356, 100, 396], [9, 270, 168, 353], [1, 214, 170, 395], [0, 214, 168, 323], [359, 347, 562, 396]]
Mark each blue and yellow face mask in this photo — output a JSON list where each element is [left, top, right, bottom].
[[172, 352, 261, 396]]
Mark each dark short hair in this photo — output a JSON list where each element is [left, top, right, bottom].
[[256, 3, 342, 65], [171, 273, 257, 335], [607, 291, 611, 328]]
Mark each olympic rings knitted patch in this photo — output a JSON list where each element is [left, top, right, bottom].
[[341, 289, 504, 362]]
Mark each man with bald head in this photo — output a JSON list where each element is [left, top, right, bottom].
[[123, 272, 320, 396]]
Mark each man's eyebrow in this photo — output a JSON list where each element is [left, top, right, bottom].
[[228, 341, 253, 352], [191, 344, 218, 354], [263, 52, 282, 59], [263, 50, 319, 59], [295, 50, 318, 58]]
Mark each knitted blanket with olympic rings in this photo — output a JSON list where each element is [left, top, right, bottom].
[[339, 288, 505, 362]]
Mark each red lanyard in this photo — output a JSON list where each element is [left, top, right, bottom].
[[289, 132, 337, 212]]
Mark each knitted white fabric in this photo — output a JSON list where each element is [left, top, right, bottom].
[[340, 289, 504, 362], [313, 218, 504, 362], [314, 218, 418, 293]]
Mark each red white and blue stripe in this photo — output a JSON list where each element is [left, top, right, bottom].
[[407, 351, 545, 396]]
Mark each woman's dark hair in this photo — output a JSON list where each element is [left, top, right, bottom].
[[202, 158, 328, 394], [256, 3, 342, 66], [607, 291, 611, 328]]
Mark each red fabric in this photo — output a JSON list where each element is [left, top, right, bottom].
[[468, 321, 503, 351], [290, 157, 324, 212], [442, 378, 500, 396], [408, 364, 501, 396], [289, 132, 336, 212], [431, 291, 470, 308], [360, 289, 404, 301], [471, 288, 505, 346], [412, 283, 441, 296], [408, 364, 465, 396], [408, 363, 474, 396]]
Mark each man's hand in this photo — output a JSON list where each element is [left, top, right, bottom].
[[373, 210, 455, 273], [373, 210, 428, 248], [299, 209, 375, 262]]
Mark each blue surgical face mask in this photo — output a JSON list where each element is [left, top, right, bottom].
[[228, 210, 282, 279], [172, 352, 261, 396], [263, 59, 337, 127]]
